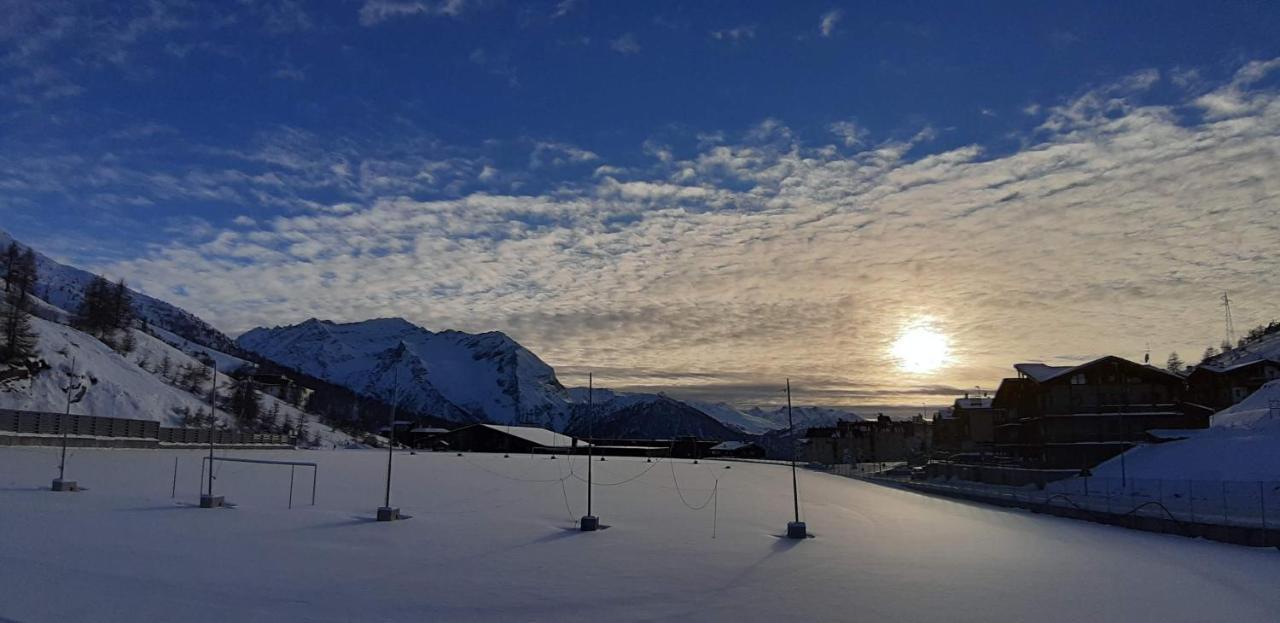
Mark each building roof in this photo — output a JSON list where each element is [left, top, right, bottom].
[[410, 427, 449, 434], [1196, 331, 1280, 373], [475, 424, 584, 448], [710, 441, 758, 451], [1013, 363, 1074, 383], [1014, 356, 1183, 384]]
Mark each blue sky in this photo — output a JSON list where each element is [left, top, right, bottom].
[[3, 1, 1280, 406]]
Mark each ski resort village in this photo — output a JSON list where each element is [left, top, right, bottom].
[[4, 2, 1280, 622]]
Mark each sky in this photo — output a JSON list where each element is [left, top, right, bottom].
[[2, 0, 1279, 408]]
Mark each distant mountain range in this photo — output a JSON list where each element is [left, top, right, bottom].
[[1, 229, 870, 441]]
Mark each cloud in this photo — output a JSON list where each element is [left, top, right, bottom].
[[711, 25, 756, 42], [1193, 58, 1280, 119], [272, 61, 306, 81], [819, 9, 843, 38], [828, 120, 866, 147], [13, 58, 1280, 408], [551, 0, 580, 19], [357, 0, 478, 26], [610, 33, 641, 55], [530, 142, 599, 168]]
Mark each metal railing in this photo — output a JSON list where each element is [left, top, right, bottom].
[[0, 408, 289, 446], [842, 468, 1279, 530]]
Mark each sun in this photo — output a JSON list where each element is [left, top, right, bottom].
[[891, 323, 950, 374]]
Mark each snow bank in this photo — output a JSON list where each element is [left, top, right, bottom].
[[1, 448, 1278, 622], [1090, 381, 1280, 481]]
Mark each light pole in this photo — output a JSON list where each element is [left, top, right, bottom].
[[580, 373, 599, 531], [200, 359, 224, 508], [53, 359, 84, 492], [785, 378, 808, 539], [377, 359, 404, 521]]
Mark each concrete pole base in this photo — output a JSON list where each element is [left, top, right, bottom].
[[377, 506, 402, 522], [786, 521, 808, 539], [199, 494, 225, 508], [51, 479, 79, 492], [580, 515, 600, 531]]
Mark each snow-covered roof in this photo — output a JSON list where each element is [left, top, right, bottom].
[[1196, 333, 1280, 373], [1015, 356, 1181, 383], [477, 424, 583, 448], [1013, 363, 1074, 382], [710, 441, 757, 451], [410, 427, 449, 434]]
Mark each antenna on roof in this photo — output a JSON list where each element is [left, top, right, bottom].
[[1223, 292, 1236, 347]]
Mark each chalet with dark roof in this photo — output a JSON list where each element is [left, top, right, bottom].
[[991, 356, 1211, 469]]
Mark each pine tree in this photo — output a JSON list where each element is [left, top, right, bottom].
[[73, 276, 114, 336], [1166, 352, 1185, 375], [1200, 346, 1218, 364], [0, 291, 37, 363], [110, 279, 135, 331], [0, 245, 38, 363], [2, 242, 19, 293], [228, 379, 262, 430]]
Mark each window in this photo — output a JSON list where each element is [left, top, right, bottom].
[[1070, 373, 1087, 385]]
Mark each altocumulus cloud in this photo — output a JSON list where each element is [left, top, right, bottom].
[[103, 61, 1280, 405]]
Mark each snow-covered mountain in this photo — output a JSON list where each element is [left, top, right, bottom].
[[0, 230, 240, 355], [0, 296, 351, 446], [564, 389, 747, 440], [238, 318, 573, 429], [682, 401, 864, 434]]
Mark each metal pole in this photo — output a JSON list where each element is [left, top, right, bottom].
[[311, 466, 317, 506], [171, 456, 178, 498], [788, 378, 799, 524], [288, 465, 295, 509], [587, 372, 593, 518], [207, 362, 217, 497], [59, 386, 72, 481], [384, 386, 396, 509]]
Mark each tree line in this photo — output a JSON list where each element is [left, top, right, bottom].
[[1, 242, 39, 364]]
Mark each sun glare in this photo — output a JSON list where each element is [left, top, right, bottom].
[[891, 323, 950, 374]]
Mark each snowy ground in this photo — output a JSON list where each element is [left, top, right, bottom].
[[2, 448, 1279, 622]]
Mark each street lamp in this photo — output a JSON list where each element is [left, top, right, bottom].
[[52, 359, 86, 492]]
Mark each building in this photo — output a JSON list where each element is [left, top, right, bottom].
[[440, 424, 587, 454], [1187, 332, 1280, 411], [408, 427, 450, 449], [802, 416, 931, 465], [991, 356, 1211, 469], [708, 440, 766, 459], [932, 394, 1000, 456]]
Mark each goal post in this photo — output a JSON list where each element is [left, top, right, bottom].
[[200, 456, 319, 508]]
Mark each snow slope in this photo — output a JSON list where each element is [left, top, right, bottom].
[[0, 302, 351, 447], [2, 448, 1278, 622], [1090, 381, 1280, 481], [0, 230, 240, 354]]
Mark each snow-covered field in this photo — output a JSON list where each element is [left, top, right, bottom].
[[2, 448, 1279, 622]]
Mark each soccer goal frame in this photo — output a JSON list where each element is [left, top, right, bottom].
[[200, 456, 319, 508]]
